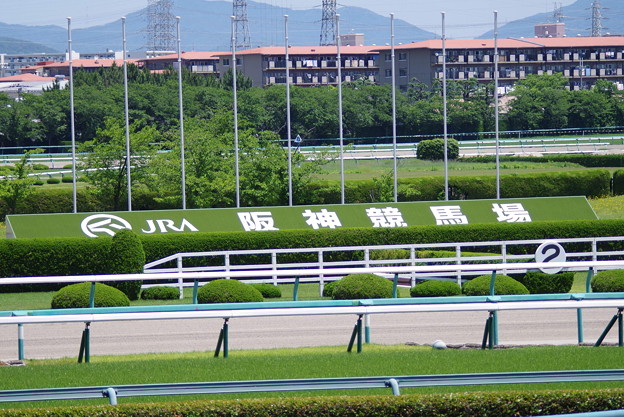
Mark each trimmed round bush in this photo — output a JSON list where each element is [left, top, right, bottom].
[[105, 229, 146, 300], [410, 280, 462, 297], [516, 271, 574, 294], [32, 163, 48, 171], [332, 273, 393, 300], [592, 269, 624, 292], [51, 282, 130, 309], [322, 280, 340, 297], [197, 279, 263, 304], [61, 176, 74, 183], [462, 274, 529, 296], [33, 179, 44, 186], [416, 138, 459, 161], [46, 178, 60, 184], [252, 283, 282, 298], [141, 286, 180, 300]]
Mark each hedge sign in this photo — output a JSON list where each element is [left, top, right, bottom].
[[5, 196, 597, 239]]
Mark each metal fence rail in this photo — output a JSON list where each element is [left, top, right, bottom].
[[2, 369, 623, 406]]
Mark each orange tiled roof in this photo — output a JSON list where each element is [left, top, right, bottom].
[[0, 73, 56, 82], [42, 59, 140, 68], [376, 36, 624, 51], [220, 45, 379, 56], [142, 52, 225, 61]]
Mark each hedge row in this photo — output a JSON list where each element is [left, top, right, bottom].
[[1, 390, 624, 417], [3, 219, 624, 281], [0, 169, 613, 220], [463, 153, 624, 168]]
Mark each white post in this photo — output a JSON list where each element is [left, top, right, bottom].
[[122, 17, 132, 211], [231, 16, 240, 208], [442, 12, 449, 201], [336, 13, 345, 204], [67, 17, 77, 213], [494, 10, 501, 199], [285, 15, 293, 206], [390, 13, 398, 203], [176, 16, 187, 209]]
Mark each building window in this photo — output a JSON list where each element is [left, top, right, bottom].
[[223, 58, 230, 66], [385, 53, 391, 62], [398, 52, 407, 61], [385, 69, 392, 77], [399, 68, 407, 77]]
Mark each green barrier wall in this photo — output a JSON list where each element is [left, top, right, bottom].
[[5, 196, 597, 239]]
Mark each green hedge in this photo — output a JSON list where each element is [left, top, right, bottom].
[[140, 286, 180, 300], [51, 282, 130, 309], [592, 269, 624, 292], [462, 153, 624, 168], [104, 229, 145, 300], [332, 273, 393, 300], [1, 390, 624, 417], [462, 274, 529, 296], [516, 271, 575, 294], [410, 280, 462, 297], [197, 279, 263, 304]]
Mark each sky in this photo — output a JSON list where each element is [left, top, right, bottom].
[[4, 0, 577, 38]]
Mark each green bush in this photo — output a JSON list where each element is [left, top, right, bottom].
[[140, 286, 180, 300], [105, 229, 146, 300], [516, 271, 574, 294], [251, 283, 282, 298], [614, 169, 624, 195], [51, 282, 130, 309], [417, 138, 460, 161], [31, 163, 48, 171], [46, 178, 60, 184], [322, 280, 340, 297], [197, 279, 263, 304], [591, 269, 624, 292], [332, 273, 393, 300], [410, 280, 462, 297], [33, 179, 44, 186], [462, 274, 529, 296], [61, 176, 74, 183]]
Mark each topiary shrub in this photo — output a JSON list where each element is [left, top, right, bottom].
[[46, 178, 60, 184], [462, 274, 529, 296], [33, 179, 44, 186], [591, 269, 624, 292], [332, 273, 393, 300], [51, 282, 130, 309], [410, 280, 462, 297], [61, 176, 74, 183], [197, 279, 263, 304], [140, 286, 180, 300], [416, 138, 459, 161], [322, 280, 340, 297], [516, 271, 574, 294], [251, 283, 282, 298], [32, 164, 48, 171], [105, 229, 146, 301]]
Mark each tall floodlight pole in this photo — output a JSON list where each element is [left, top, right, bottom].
[[231, 16, 241, 208], [494, 11, 500, 199], [442, 12, 449, 201], [122, 17, 132, 211], [176, 16, 187, 209], [67, 17, 77, 213], [336, 13, 345, 204], [390, 13, 398, 202], [285, 15, 293, 206]]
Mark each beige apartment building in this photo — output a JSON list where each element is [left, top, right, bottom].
[[375, 36, 624, 92]]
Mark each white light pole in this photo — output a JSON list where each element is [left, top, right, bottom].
[[176, 16, 187, 209], [122, 17, 132, 211], [336, 13, 345, 204], [231, 16, 241, 208], [442, 11, 449, 201], [494, 10, 501, 199], [390, 13, 398, 203], [67, 17, 77, 213], [285, 15, 293, 206]]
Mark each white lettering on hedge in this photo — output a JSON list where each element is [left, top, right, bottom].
[[366, 207, 408, 228], [238, 212, 279, 231], [81, 214, 132, 238], [492, 203, 532, 223], [141, 219, 199, 234], [430, 206, 468, 225], [302, 209, 342, 229]]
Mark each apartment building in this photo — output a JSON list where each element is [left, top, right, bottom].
[[215, 45, 379, 87], [140, 52, 223, 75], [375, 36, 624, 92]]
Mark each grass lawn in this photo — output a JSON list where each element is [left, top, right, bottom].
[[2, 345, 623, 408]]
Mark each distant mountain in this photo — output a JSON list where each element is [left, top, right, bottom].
[[0, 0, 437, 54], [479, 0, 624, 39], [0, 36, 57, 54]]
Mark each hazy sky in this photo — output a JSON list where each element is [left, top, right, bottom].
[[4, 0, 576, 38]]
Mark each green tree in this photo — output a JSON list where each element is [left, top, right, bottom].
[[0, 149, 42, 216], [506, 73, 571, 131], [79, 118, 160, 210]]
